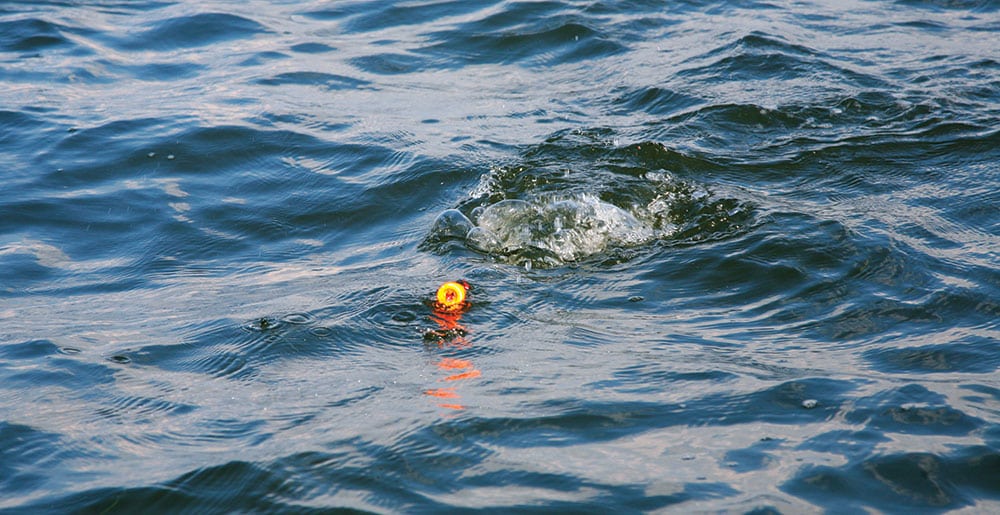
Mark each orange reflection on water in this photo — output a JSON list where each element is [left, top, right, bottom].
[[424, 297, 481, 410]]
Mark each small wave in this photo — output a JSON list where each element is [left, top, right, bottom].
[[338, 0, 499, 33], [350, 52, 432, 75], [421, 21, 627, 67], [611, 86, 702, 117], [288, 42, 334, 54], [110, 12, 268, 52], [254, 71, 371, 90], [894, 0, 1000, 11], [0, 17, 72, 53]]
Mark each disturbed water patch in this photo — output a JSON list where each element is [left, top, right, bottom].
[[423, 131, 754, 268]]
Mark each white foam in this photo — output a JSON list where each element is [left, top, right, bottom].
[[464, 194, 660, 264]]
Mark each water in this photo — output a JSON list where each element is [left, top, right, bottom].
[[1, 0, 998, 512]]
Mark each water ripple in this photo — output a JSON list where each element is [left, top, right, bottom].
[[109, 13, 269, 52]]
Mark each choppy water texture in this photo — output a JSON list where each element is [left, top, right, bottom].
[[2, 0, 999, 512]]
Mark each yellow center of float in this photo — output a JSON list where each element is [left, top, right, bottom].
[[436, 281, 466, 309]]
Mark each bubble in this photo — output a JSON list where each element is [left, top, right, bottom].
[[802, 399, 818, 409], [466, 227, 501, 252], [469, 205, 486, 223], [427, 209, 474, 241], [281, 312, 314, 324], [309, 327, 333, 337]]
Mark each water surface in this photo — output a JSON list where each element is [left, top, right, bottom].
[[1, 0, 999, 512]]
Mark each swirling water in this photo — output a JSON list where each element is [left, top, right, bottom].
[[1, 0, 999, 512]]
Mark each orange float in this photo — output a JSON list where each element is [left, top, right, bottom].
[[435, 280, 469, 312], [426, 280, 478, 410]]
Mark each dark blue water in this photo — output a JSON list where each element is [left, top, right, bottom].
[[2, 0, 999, 512]]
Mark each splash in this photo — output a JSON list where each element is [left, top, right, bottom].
[[423, 135, 754, 268], [431, 193, 666, 268]]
